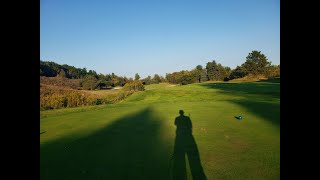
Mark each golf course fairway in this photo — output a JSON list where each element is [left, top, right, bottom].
[[40, 80, 280, 180]]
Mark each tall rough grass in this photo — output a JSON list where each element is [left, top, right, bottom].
[[40, 84, 134, 110], [40, 76, 82, 89]]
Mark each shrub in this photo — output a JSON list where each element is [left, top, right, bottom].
[[224, 77, 230, 81], [123, 81, 145, 91], [96, 99, 102, 105], [81, 75, 98, 90], [229, 66, 247, 80]]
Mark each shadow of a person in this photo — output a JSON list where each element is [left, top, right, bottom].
[[172, 110, 207, 180]]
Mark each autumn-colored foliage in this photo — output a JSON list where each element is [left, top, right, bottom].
[[40, 84, 133, 110], [123, 81, 145, 91]]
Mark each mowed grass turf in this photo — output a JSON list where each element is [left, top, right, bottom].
[[40, 79, 280, 180]]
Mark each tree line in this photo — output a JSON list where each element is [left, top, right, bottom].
[[40, 61, 166, 90], [166, 50, 280, 85], [40, 50, 280, 88], [40, 61, 133, 90]]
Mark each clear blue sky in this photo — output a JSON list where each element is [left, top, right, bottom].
[[40, 0, 279, 78]]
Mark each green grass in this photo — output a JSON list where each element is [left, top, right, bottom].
[[40, 79, 280, 180]]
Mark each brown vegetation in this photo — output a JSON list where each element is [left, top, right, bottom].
[[40, 84, 134, 110], [40, 76, 82, 89]]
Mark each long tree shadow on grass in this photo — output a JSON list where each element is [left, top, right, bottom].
[[199, 82, 279, 99], [256, 77, 280, 83], [230, 99, 280, 127], [199, 81, 280, 127], [40, 107, 172, 180], [171, 110, 207, 180]]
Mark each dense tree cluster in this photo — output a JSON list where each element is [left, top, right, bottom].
[[165, 50, 279, 84], [141, 74, 166, 85], [40, 60, 132, 90], [40, 61, 88, 78], [165, 62, 231, 85]]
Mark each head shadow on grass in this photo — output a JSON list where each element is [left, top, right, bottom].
[[171, 110, 207, 180], [199, 81, 280, 127], [40, 107, 172, 180]]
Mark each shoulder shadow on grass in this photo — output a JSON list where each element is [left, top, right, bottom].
[[41, 107, 172, 180]]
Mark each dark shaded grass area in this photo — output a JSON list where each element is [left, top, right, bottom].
[[256, 77, 280, 83], [200, 81, 279, 99], [40, 107, 172, 180]]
